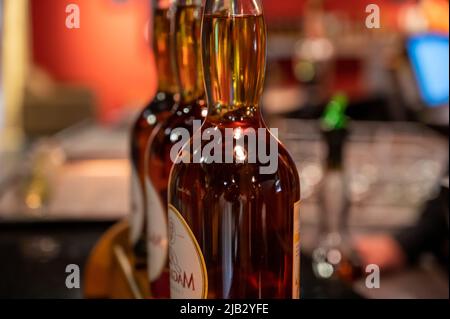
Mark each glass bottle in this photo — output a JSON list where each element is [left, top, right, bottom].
[[168, 0, 301, 299], [312, 94, 361, 283], [129, 0, 178, 275], [145, 0, 206, 298]]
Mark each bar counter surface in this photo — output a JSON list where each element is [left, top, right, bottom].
[[0, 119, 448, 299]]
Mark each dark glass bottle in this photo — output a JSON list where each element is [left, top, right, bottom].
[[129, 0, 178, 275], [168, 0, 301, 299], [145, 0, 206, 298], [312, 94, 361, 283]]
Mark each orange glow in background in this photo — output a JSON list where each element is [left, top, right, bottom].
[[31, 0, 156, 123]]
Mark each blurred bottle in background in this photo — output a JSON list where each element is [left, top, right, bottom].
[[312, 93, 363, 283], [129, 0, 178, 292], [145, 0, 206, 298]]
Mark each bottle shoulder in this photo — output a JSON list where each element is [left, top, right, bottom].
[[145, 92, 177, 115], [148, 97, 204, 139], [169, 128, 301, 203], [170, 148, 299, 182], [133, 93, 176, 127]]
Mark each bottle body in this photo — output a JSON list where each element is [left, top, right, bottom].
[[146, 0, 205, 298], [168, 2, 301, 299], [168, 124, 301, 299]]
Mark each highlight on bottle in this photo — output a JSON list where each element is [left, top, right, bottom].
[[168, 120, 280, 175]]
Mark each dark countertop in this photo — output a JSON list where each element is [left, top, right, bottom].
[[0, 221, 361, 299]]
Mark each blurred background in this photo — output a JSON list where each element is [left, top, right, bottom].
[[0, 0, 448, 298]]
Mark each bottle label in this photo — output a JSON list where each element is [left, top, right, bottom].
[[129, 167, 144, 245], [146, 178, 168, 282], [293, 200, 301, 299], [168, 205, 208, 299]]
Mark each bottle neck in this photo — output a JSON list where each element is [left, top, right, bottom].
[[153, 4, 178, 94], [202, 12, 267, 126], [323, 129, 347, 170], [320, 129, 349, 236], [173, 2, 205, 104]]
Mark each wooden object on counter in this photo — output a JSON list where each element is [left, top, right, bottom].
[[84, 220, 151, 299]]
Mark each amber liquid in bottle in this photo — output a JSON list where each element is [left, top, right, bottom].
[[146, 2, 206, 298], [129, 5, 178, 273], [168, 13, 301, 299]]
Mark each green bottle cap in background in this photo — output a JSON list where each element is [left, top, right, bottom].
[[321, 93, 349, 131]]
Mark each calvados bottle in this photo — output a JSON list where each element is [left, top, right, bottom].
[[145, 0, 206, 298], [168, 0, 301, 299], [129, 0, 178, 276], [312, 94, 361, 283]]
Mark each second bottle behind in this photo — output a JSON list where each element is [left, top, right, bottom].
[[145, 0, 206, 299]]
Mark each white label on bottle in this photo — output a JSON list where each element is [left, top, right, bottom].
[[129, 167, 144, 245], [146, 177, 168, 282], [168, 205, 208, 299], [293, 200, 301, 299]]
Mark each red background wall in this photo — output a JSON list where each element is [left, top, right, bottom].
[[31, 0, 156, 123]]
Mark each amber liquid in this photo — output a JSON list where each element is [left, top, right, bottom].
[[168, 14, 301, 298], [174, 4, 204, 103], [130, 7, 177, 269], [146, 4, 206, 298], [203, 14, 266, 121]]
